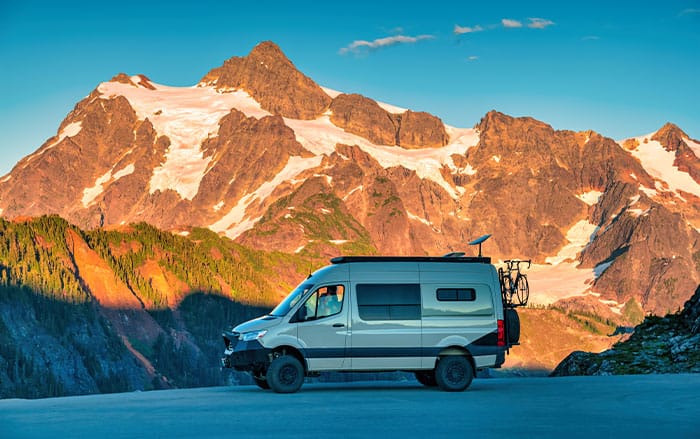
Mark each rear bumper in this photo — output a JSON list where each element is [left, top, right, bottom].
[[494, 350, 506, 368]]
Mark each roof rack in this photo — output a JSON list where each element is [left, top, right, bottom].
[[331, 234, 494, 265], [330, 256, 491, 264]]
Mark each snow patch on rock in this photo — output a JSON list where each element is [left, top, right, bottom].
[[407, 211, 432, 226], [284, 115, 479, 199], [25, 121, 83, 165], [545, 220, 599, 265], [210, 155, 323, 239], [620, 134, 700, 199], [684, 137, 700, 158], [576, 190, 603, 206], [98, 80, 272, 200], [82, 163, 135, 207]]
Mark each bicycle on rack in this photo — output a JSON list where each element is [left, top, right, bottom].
[[498, 259, 531, 307]]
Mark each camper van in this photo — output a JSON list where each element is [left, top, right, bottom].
[[221, 245, 521, 393]]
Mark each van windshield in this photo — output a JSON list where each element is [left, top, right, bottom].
[[269, 282, 313, 317]]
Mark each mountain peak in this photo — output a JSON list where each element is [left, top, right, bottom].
[[652, 122, 690, 152], [654, 122, 687, 139], [247, 40, 288, 61], [199, 41, 330, 119], [109, 73, 155, 90]]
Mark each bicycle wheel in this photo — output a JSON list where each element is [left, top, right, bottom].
[[515, 274, 529, 306], [500, 273, 512, 305]]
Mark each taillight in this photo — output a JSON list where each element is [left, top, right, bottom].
[[497, 319, 505, 347]]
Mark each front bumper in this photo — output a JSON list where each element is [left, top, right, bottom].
[[221, 332, 271, 372]]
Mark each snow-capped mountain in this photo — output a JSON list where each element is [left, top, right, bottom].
[[1, 41, 699, 319]]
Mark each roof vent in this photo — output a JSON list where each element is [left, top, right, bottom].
[[442, 252, 466, 258]]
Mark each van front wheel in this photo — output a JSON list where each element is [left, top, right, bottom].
[[435, 356, 473, 392], [267, 355, 304, 393]]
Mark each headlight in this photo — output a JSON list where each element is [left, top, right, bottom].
[[240, 330, 267, 342]]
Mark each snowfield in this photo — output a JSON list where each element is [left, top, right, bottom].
[[96, 78, 481, 239], [2, 375, 698, 438]]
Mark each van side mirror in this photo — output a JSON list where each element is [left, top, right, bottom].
[[291, 306, 307, 323]]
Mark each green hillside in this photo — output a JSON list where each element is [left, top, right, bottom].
[[0, 215, 323, 398]]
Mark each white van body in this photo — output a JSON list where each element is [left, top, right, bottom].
[[221, 255, 518, 393]]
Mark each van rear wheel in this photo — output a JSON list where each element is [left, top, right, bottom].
[[435, 356, 473, 392], [267, 355, 304, 393], [415, 371, 437, 387]]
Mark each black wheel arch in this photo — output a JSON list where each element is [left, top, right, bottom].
[[435, 346, 476, 374], [270, 345, 308, 374]]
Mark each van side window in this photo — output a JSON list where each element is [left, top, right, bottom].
[[300, 285, 344, 321], [436, 288, 476, 302], [356, 284, 421, 321], [317, 285, 344, 318]]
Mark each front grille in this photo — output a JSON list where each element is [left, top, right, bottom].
[[223, 332, 240, 350]]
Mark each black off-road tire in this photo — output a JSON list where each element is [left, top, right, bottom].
[[415, 371, 438, 387], [505, 308, 521, 345], [267, 355, 304, 394], [435, 356, 473, 392]]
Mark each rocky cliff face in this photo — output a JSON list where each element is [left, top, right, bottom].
[[329, 94, 449, 148], [551, 285, 700, 376], [329, 94, 398, 145], [1, 41, 699, 321], [201, 41, 331, 120], [396, 110, 450, 148]]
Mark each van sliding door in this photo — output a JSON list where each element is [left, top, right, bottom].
[[350, 281, 422, 370]]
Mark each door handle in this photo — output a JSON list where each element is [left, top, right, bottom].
[[333, 323, 345, 328]]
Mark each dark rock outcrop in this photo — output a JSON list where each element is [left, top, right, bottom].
[[395, 110, 450, 149], [329, 94, 397, 145], [329, 94, 449, 148], [551, 285, 700, 376]]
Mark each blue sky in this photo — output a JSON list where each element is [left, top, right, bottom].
[[1, 1, 699, 175]]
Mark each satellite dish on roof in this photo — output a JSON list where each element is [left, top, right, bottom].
[[468, 234, 491, 258]]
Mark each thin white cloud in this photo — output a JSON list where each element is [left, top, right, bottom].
[[679, 8, 700, 16], [454, 24, 484, 35], [582, 35, 600, 41], [527, 17, 555, 29], [339, 34, 435, 54], [467, 56, 479, 61], [502, 18, 523, 28]]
